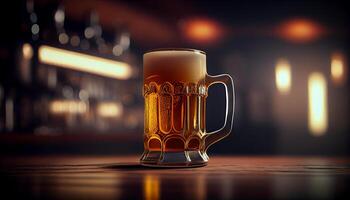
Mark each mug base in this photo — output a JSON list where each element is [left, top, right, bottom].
[[140, 150, 208, 168]]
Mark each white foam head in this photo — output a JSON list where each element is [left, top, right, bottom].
[[143, 49, 206, 83]]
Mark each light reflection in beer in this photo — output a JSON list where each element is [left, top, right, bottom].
[[97, 102, 123, 117], [331, 53, 346, 85], [50, 100, 87, 114], [308, 73, 328, 136], [275, 59, 291, 94], [143, 175, 160, 200], [38, 45, 132, 80]]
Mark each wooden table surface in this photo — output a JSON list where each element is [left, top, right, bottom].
[[1, 155, 350, 200]]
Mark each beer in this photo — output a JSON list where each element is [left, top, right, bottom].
[[141, 48, 234, 167], [143, 50, 207, 152]]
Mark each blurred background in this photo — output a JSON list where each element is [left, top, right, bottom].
[[0, 0, 348, 155]]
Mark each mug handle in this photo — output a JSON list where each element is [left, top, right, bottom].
[[204, 74, 235, 152]]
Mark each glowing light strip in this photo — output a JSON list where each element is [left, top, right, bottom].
[[97, 102, 123, 117], [308, 72, 328, 136], [50, 100, 87, 114], [38, 45, 132, 80]]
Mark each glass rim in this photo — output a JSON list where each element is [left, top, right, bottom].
[[144, 48, 206, 55]]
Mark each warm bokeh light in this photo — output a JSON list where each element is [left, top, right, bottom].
[[331, 53, 346, 85], [38, 45, 132, 79], [58, 33, 69, 44], [181, 18, 223, 43], [22, 43, 33, 59], [97, 102, 123, 118], [275, 59, 292, 94], [50, 100, 87, 114], [278, 19, 323, 43], [144, 175, 160, 200], [308, 73, 328, 136]]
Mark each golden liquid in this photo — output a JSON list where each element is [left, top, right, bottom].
[[143, 50, 207, 152], [144, 81, 207, 152]]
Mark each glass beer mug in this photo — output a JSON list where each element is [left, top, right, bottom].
[[140, 49, 235, 167]]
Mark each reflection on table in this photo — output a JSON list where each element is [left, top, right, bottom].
[[1, 156, 350, 200]]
